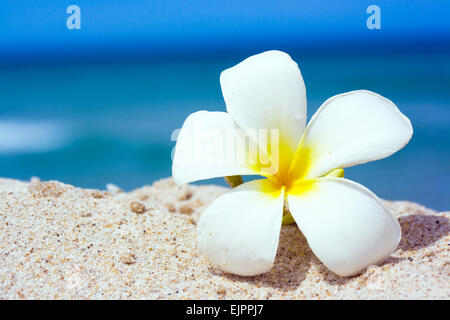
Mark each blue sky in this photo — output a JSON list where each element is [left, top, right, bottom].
[[1, 0, 449, 60]]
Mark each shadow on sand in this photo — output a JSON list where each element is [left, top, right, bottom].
[[212, 209, 449, 290]]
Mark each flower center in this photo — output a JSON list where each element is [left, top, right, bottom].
[[268, 144, 313, 191]]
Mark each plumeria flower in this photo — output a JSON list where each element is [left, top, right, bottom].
[[172, 50, 413, 277]]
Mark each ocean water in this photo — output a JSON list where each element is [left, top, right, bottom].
[[0, 51, 449, 210]]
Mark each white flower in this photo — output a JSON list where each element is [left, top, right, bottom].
[[172, 50, 413, 277]]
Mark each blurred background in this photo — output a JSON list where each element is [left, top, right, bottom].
[[0, 0, 448, 210]]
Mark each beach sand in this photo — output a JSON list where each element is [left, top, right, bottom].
[[0, 177, 448, 299]]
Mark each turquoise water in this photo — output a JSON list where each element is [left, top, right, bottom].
[[0, 51, 449, 210]]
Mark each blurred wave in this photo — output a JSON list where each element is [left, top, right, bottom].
[[0, 120, 72, 154]]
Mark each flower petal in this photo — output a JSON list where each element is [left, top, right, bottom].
[[197, 179, 284, 276], [220, 50, 307, 174], [287, 178, 401, 276], [172, 111, 260, 185], [292, 90, 413, 179]]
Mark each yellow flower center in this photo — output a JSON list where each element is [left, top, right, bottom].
[[267, 143, 315, 194], [235, 134, 344, 201]]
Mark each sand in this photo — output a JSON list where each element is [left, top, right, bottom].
[[0, 177, 448, 299]]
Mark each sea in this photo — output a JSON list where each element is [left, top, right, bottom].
[[0, 50, 448, 210]]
